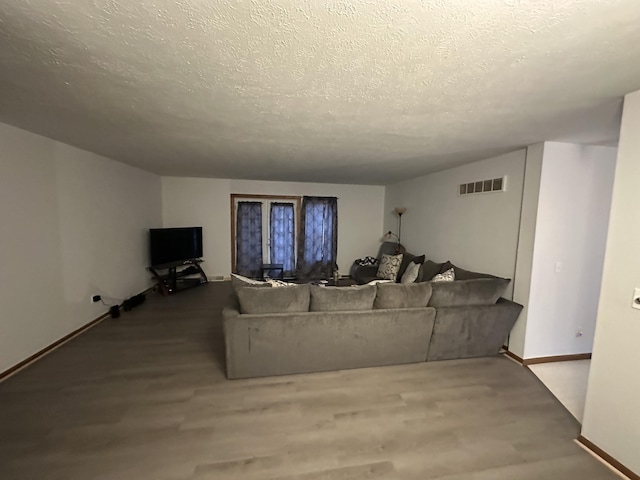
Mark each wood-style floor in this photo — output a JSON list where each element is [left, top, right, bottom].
[[0, 282, 619, 480]]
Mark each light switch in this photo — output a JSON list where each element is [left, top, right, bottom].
[[554, 261, 562, 273], [632, 288, 640, 310]]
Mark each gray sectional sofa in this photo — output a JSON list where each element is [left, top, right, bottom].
[[222, 277, 522, 379]]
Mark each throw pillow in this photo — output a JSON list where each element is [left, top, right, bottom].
[[237, 284, 310, 314], [432, 268, 455, 282], [230, 273, 271, 291], [377, 253, 403, 281], [438, 261, 502, 280], [265, 279, 296, 287], [310, 285, 376, 312], [367, 279, 393, 285], [412, 254, 426, 264], [398, 254, 426, 282], [400, 261, 421, 283], [355, 256, 379, 267], [374, 282, 433, 309], [421, 260, 445, 281]]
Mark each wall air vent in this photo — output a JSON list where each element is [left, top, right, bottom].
[[458, 176, 506, 196]]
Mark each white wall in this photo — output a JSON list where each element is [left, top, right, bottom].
[[582, 89, 640, 477], [161, 177, 385, 278], [0, 122, 161, 374], [384, 149, 527, 296], [523, 142, 616, 358]]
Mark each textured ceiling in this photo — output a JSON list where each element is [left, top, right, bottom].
[[0, 1, 638, 185]]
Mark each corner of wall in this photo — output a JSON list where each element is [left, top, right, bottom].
[[509, 143, 545, 358]]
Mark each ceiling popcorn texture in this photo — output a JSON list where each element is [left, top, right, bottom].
[[0, 0, 638, 185]]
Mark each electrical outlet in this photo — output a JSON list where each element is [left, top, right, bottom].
[[91, 295, 101, 303], [576, 327, 583, 338]]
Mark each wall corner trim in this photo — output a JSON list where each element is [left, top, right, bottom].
[[523, 353, 592, 366], [577, 435, 639, 480], [502, 347, 524, 364]]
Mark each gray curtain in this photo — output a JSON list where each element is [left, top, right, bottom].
[[296, 196, 337, 280], [270, 202, 295, 277], [236, 202, 263, 277]]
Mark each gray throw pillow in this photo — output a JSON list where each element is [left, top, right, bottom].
[[374, 282, 433, 309], [400, 262, 421, 283], [237, 284, 310, 314], [428, 278, 510, 308], [377, 253, 403, 281], [310, 285, 376, 312], [397, 253, 424, 281]]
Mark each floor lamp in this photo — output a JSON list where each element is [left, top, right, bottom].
[[394, 207, 406, 244]]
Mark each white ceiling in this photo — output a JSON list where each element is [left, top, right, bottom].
[[0, 1, 638, 185]]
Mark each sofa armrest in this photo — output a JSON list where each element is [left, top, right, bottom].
[[427, 298, 523, 361]]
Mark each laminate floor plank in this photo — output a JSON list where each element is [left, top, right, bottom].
[[0, 282, 620, 480]]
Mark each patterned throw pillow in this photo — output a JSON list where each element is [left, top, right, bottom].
[[265, 279, 296, 288], [432, 267, 455, 282], [400, 261, 421, 283], [377, 253, 403, 281], [230, 273, 272, 290], [355, 256, 379, 267]]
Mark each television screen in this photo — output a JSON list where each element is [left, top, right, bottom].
[[149, 227, 203, 266]]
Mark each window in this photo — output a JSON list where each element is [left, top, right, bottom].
[[231, 195, 337, 280], [231, 195, 300, 278]]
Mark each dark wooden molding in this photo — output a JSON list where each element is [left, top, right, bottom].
[[0, 311, 110, 382], [502, 347, 524, 364], [577, 435, 640, 480], [524, 353, 592, 365]]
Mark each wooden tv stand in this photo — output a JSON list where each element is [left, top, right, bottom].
[[147, 259, 207, 296]]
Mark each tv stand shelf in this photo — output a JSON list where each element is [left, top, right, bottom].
[[148, 259, 207, 296]]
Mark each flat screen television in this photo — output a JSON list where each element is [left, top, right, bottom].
[[149, 227, 203, 266]]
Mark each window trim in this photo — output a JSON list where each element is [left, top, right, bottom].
[[230, 194, 301, 274]]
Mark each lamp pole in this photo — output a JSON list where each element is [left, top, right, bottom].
[[394, 207, 407, 244]]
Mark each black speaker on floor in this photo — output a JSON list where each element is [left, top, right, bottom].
[[109, 305, 120, 319]]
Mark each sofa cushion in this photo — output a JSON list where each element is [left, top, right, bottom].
[[374, 282, 433, 309], [237, 284, 310, 314], [310, 285, 376, 312], [231, 273, 272, 291], [400, 262, 421, 283], [377, 253, 403, 281], [412, 254, 426, 265], [428, 278, 510, 308], [421, 260, 445, 281]]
